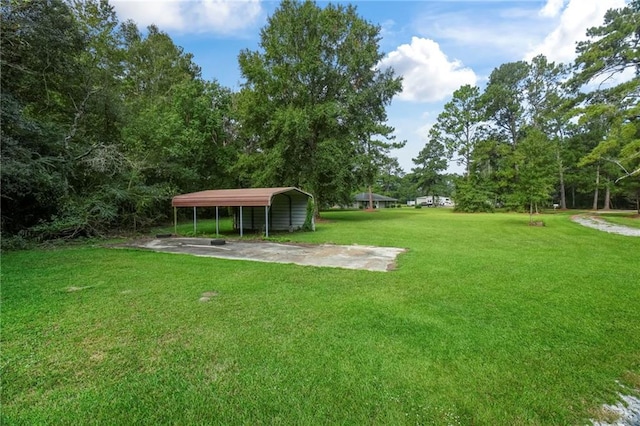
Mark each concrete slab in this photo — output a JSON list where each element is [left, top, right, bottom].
[[117, 238, 405, 272]]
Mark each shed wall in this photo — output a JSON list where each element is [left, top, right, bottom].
[[239, 192, 309, 232], [271, 193, 308, 230]]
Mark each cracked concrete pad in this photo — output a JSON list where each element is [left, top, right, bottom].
[[119, 238, 405, 272]]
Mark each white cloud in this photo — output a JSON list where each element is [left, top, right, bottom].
[[526, 0, 626, 63], [379, 37, 477, 103], [539, 0, 566, 18], [380, 19, 396, 38], [111, 0, 263, 35], [411, 4, 552, 65]]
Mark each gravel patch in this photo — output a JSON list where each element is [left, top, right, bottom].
[[571, 215, 640, 237], [592, 393, 640, 426]]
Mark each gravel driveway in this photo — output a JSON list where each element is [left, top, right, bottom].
[[571, 215, 640, 237]]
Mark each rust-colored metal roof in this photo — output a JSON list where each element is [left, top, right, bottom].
[[172, 187, 312, 208]]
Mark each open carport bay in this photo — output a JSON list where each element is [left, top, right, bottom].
[[118, 238, 405, 272]]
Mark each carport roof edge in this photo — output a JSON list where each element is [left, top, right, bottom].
[[171, 187, 313, 208]]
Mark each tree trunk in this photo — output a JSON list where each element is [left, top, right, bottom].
[[367, 185, 374, 211], [592, 164, 600, 210], [603, 183, 611, 211], [557, 149, 567, 209], [313, 189, 321, 218], [529, 200, 533, 225]]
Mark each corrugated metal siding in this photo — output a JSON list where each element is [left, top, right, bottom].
[[240, 207, 267, 231], [173, 187, 312, 207], [271, 193, 307, 230], [239, 192, 309, 231]]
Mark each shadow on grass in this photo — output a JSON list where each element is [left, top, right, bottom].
[[319, 209, 410, 222]]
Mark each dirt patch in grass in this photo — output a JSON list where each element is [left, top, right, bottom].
[[66, 286, 92, 292], [314, 217, 335, 223], [199, 291, 219, 302], [590, 406, 622, 424], [623, 372, 640, 389]]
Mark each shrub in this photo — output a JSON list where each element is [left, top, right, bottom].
[[453, 178, 495, 213], [0, 233, 31, 252]]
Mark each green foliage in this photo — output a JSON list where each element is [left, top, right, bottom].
[[453, 177, 495, 212], [0, 0, 85, 233], [0, 233, 32, 252], [411, 136, 447, 196], [572, 1, 640, 210], [3, 0, 638, 242], [509, 128, 557, 218], [0, 0, 238, 240], [482, 61, 530, 146], [237, 0, 402, 209], [573, 0, 640, 86], [434, 84, 484, 175], [374, 157, 405, 198]]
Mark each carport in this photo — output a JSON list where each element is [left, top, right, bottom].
[[171, 187, 314, 237]]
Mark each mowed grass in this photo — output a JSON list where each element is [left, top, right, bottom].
[[2, 208, 639, 424]]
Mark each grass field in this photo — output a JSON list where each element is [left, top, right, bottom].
[[2, 208, 639, 424]]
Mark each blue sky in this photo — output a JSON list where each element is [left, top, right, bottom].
[[111, 0, 627, 174]]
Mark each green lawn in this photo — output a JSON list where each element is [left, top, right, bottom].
[[2, 209, 639, 424]]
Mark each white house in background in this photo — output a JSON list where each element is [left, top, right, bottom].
[[416, 196, 454, 207]]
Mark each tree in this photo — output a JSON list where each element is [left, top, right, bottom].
[[118, 22, 237, 227], [574, 0, 639, 84], [237, 0, 402, 213], [482, 61, 530, 148], [1, 0, 240, 240], [511, 128, 557, 222], [358, 133, 405, 211], [412, 129, 447, 199], [525, 55, 573, 209], [572, 0, 640, 212], [433, 84, 484, 176], [375, 157, 405, 197], [477, 61, 531, 208], [1, 0, 86, 234]]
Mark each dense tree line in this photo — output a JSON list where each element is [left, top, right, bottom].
[[1, 0, 403, 243], [1, 0, 637, 246], [1, 0, 239, 243], [413, 0, 639, 214]]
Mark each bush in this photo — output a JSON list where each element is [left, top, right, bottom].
[[0, 233, 31, 252], [453, 178, 495, 213]]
